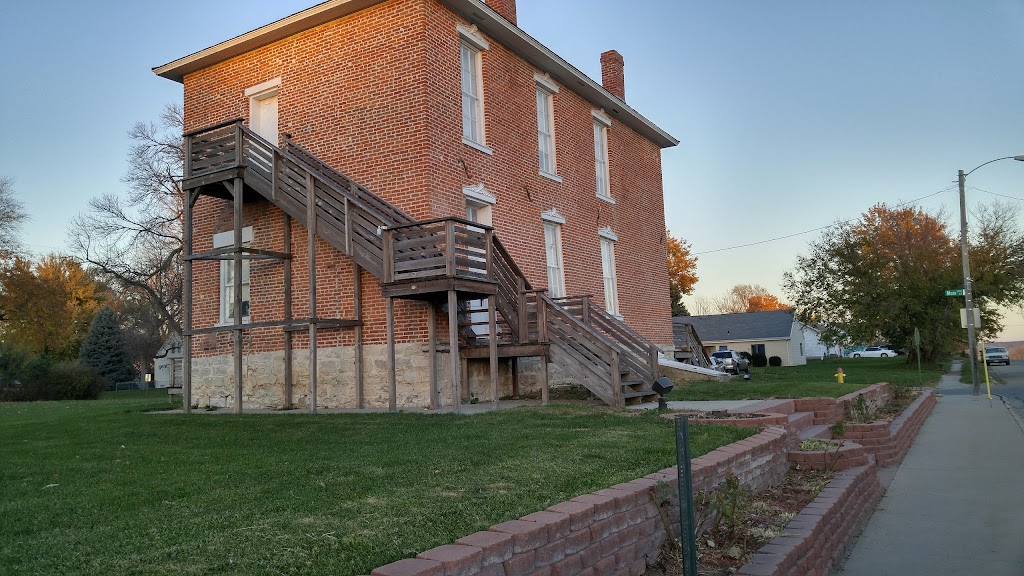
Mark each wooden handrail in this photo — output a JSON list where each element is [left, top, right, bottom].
[[183, 118, 244, 138], [386, 216, 494, 232]]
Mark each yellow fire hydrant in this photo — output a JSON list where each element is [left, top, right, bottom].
[[835, 367, 845, 384]]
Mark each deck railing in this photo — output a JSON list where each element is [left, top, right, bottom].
[[383, 217, 493, 284], [554, 295, 660, 387]]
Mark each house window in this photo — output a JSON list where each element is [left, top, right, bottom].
[[593, 111, 612, 202], [543, 222, 565, 298], [599, 228, 619, 315], [799, 343, 804, 356], [536, 77, 558, 178], [751, 344, 766, 356], [214, 227, 253, 324]]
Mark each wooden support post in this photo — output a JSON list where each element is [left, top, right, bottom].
[[484, 230, 494, 281], [233, 178, 244, 415], [445, 220, 456, 277], [344, 197, 352, 255], [510, 359, 520, 399], [461, 357, 469, 404], [538, 296, 549, 406], [580, 295, 591, 326], [234, 121, 244, 165], [611, 350, 623, 409], [427, 302, 438, 410], [382, 229, 394, 284], [386, 296, 396, 413], [354, 263, 364, 409], [517, 278, 528, 341], [448, 290, 461, 413], [307, 173, 318, 414], [283, 213, 293, 408], [183, 191, 194, 414], [488, 295, 498, 408]]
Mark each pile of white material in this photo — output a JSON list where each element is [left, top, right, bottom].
[[658, 356, 728, 378]]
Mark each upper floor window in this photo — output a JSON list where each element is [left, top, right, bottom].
[[593, 110, 612, 202], [535, 74, 559, 180], [214, 227, 253, 325], [542, 209, 566, 298], [599, 227, 619, 316], [458, 25, 490, 153]]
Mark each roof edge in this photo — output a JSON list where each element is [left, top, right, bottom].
[[152, 0, 678, 148]]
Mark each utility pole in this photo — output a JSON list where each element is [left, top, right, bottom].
[[958, 169, 980, 395]]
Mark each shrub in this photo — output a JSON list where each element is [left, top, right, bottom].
[[738, 351, 752, 361], [79, 306, 136, 384], [51, 361, 107, 400], [751, 353, 768, 367], [0, 343, 105, 402], [768, 356, 782, 367]]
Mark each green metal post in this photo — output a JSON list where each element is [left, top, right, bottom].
[[675, 416, 698, 576]]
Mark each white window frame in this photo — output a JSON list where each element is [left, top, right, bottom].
[[542, 209, 566, 298], [599, 227, 619, 316], [214, 227, 253, 325], [535, 74, 560, 182], [593, 110, 613, 203], [459, 24, 492, 155]]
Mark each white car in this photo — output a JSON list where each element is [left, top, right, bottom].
[[985, 347, 1010, 366], [850, 347, 891, 358]]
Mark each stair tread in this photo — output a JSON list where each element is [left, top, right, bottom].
[[799, 424, 832, 440]]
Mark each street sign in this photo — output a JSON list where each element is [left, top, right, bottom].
[[960, 308, 981, 329], [945, 289, 965, 297]]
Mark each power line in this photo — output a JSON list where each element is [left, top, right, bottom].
[[692, 186, 955, 256], [967, 186, 1024, 203]]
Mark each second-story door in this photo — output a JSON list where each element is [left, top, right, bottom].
[[251, 91, 279, 144], [465, 199, 492, 338]]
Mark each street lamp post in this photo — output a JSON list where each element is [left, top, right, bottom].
[[958, 156, 1024, 394]]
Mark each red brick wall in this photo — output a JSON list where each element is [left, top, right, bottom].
[[181, 0, 674, 362]]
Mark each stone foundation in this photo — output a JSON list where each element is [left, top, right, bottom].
[[190, 344, 558, 410]]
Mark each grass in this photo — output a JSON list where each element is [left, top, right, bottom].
[[0, 391, 752, 576], [667, 357, 948, 401]]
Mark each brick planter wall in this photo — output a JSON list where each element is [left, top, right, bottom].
[[793, 383, 892, 425], [737, 461, 883, 576], [370, 427, 793, 576], [845, 391, 936, 467], [787, 442, 869, 472], [683, 413, 789, 429]]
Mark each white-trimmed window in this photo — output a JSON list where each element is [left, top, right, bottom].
[[542, 209, 566, 298], [593, 111, 612, 202], [599, 228, 619, 316], [535, 74, 559, 179], [459, 25, 490, 152], [214, 227, 252, 324]]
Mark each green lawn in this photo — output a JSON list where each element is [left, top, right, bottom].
[[668, 357, 948, 401], [0, 391, 752, 576]]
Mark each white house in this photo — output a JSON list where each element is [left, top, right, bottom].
[[673, 309, 808, 367], [801, 324, 845, 359], [152, 336, 183, 389]]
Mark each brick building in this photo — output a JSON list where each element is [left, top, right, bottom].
[[154, 0, 678, 412]]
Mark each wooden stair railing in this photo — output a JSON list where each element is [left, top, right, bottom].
[[554, 296, 660, 385], [184, 119, 654, 407], [682, 323, 712, 368], [539, 294, 621, 407]]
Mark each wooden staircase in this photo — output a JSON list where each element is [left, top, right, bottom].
[[183, 119, 662, 408]]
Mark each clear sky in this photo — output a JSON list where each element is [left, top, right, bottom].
[[2, 1, 1023, 338]]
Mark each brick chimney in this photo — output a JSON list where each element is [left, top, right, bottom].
[[600, 50, 625, 100], [487, 0, 517, 26]]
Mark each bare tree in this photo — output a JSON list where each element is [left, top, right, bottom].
[[68, 104, 184, 341], [690, 295, 718, 316], [0, 177, 29, 261]]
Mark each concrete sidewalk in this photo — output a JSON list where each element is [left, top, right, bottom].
[[838, 365, 1024, 575]]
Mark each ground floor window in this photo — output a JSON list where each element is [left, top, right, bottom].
[[751, 344, 766, 356], [214, 227, 253, 324]]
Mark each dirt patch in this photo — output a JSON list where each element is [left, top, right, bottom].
[[647, 468, 835, 576]]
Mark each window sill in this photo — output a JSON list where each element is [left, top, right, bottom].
[[463, 137, 494, 156], [539, 170, 562, 183], [216, 319, 251, 327], [596, 193, 616, 205], [611, 313, 624, 321]]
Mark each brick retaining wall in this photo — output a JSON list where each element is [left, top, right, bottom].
[[845, 391, 936, 467], [737, 461, 883, 576], [370, 427, 793, 576]]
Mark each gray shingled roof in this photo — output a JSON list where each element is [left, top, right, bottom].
[[673, 310, 796, 344]]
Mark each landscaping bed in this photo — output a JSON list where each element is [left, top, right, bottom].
[[0, 394, 753, 576]]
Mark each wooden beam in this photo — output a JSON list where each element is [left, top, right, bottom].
[[183, 190, 194, 414], [427, 302, 437, 410], [488, 295, 498, 408], [233, 178, 244, 415], [448, 290, 461, 414], [283, 213, 293, 409], [354, 264, 364, 409], [540, 353, 549, 406], [386, 297, 396, 412], [539, 297, 549, 406], [307, 172, 318, 414]]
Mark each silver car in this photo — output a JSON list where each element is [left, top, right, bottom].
[[985, 346, 1010, 366], [710, 350, 750, 374]]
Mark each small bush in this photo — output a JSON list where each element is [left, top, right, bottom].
[[738, 351, 752, 361], [751, 353, 768, 367], [768, 356, 782, 367], [0, 343, 105, 402]]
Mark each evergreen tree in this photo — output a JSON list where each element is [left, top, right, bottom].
[[79, 306, 136, 383]]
